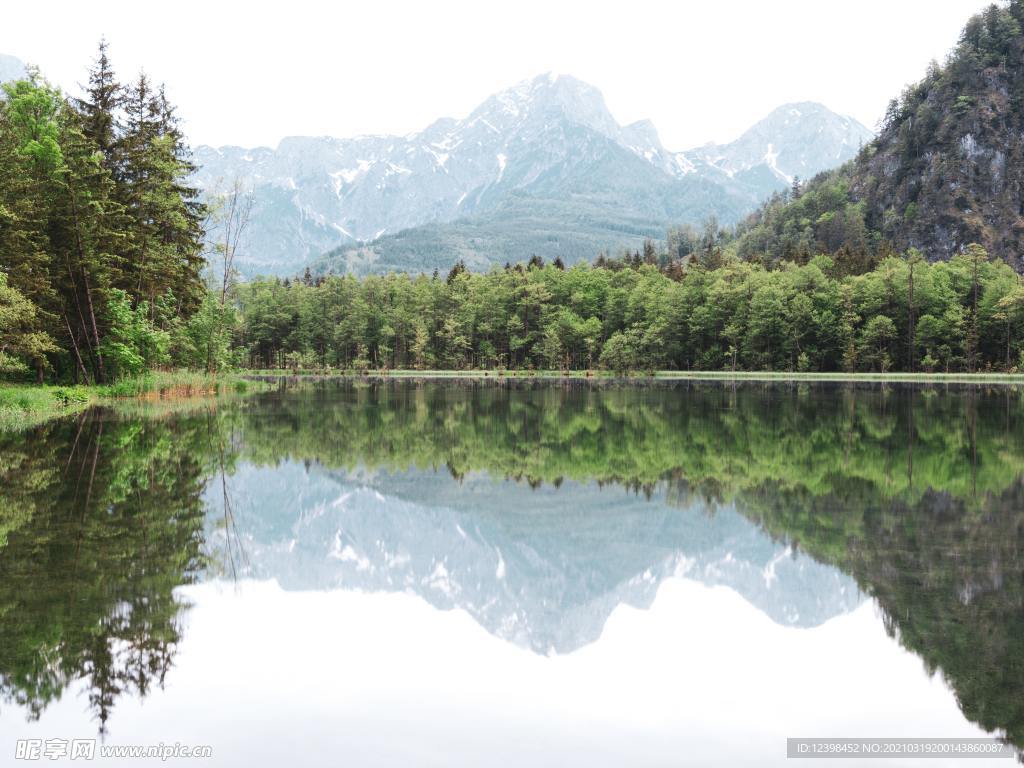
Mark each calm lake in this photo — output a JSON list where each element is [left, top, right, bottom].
[[1, 380, 1021, 766]]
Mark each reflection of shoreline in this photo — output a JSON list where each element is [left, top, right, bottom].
[[212, 381, 1024, 749], [246, 371, 1024, 386], [0, 412, 208, 735], [236, 380, 1024, 506]]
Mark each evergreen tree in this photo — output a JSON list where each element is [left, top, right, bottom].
[[73, 39, 123, 166]]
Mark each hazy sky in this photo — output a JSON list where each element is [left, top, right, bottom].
[[1, 0, 996, 150]]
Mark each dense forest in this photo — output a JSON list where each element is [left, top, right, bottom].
[[235, 246, 1024, 373]]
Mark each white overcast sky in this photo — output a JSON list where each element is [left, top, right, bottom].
[[1, 0, 997, 151]]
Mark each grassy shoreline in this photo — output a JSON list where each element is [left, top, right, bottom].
[[0, 371, 263, 432], [243, 368, 1024, 385]]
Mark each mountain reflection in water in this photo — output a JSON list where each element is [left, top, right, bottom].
[[0, 380, 1021, 762], [207, 463, 861, 653]]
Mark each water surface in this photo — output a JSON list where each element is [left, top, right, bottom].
[[1, 381, 1021, 766]]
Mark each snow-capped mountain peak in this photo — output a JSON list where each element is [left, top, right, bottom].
[[684, 100, 871, 184], [191, 74, 872, 275]]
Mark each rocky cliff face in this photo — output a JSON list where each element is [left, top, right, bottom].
[[852, 2, 1024, 266]]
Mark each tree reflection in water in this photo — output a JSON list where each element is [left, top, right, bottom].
[[0, 381, 1020, 748]]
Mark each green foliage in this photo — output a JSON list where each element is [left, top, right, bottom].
[[733, 174, 876, 270], [1, 73, 65, 177], [170, 288, 239, 373], [859, 315, 897, 372], [98, 289, 170, 379], [236, 245, 1024, 374], [599, 330, 640, 374], [0, 272, 59, 377], [49, 386, 88, 407], [0, 45, 205, 385]]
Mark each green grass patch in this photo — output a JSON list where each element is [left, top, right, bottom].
[[93, 370, 271, 399], [0, 371, 270, 432], [0, 384, 95, 431]]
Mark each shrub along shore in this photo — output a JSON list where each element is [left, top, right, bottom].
[[0, 371, 261, 432]]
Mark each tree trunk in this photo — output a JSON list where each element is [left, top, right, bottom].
[[82, 269, 107, 383], [63, 312, 92, 384], [68, 194, 107, 382], [908, 262, 915, 372]]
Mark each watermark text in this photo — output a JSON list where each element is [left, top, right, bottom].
[[15, 739, 213, 761]]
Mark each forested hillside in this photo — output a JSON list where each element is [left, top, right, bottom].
[[733, 0, 1024, 269], [0, 45, 219, 383]]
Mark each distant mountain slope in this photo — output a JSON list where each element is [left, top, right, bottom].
[[317, 194, 675, 276], [194, 74, 871, 276], [0, 54, 26, 85], [734, 1, 1024, 268], [685, 101, 868, 186]]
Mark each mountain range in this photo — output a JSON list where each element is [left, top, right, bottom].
[[0, 54, 871, 276], [192, 74, 871, 276]]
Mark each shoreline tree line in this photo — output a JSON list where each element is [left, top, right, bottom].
[[236, 245, 1024, 374]]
